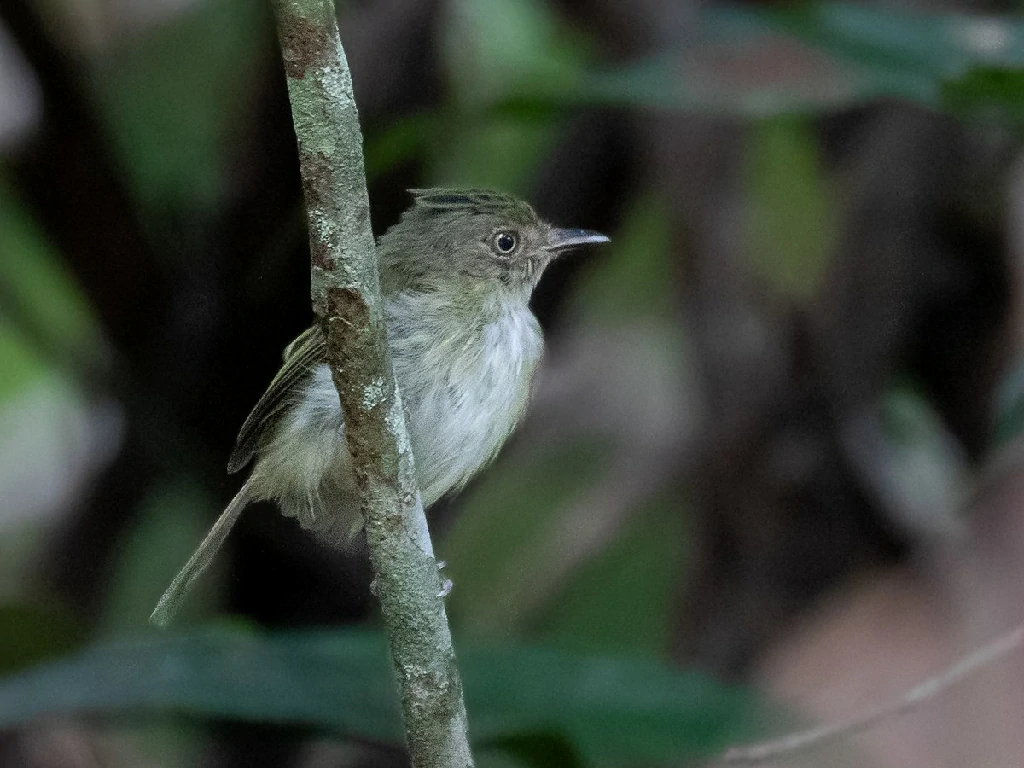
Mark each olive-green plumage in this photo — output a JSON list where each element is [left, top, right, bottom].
[[151, 188, 608, 625]]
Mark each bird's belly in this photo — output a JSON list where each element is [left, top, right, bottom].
[[400, 315, 543, 506], [267, 304, 543, 519], [407, 371, 530, 506]]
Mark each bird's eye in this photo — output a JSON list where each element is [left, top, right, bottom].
[[492, 231, 518, 255]]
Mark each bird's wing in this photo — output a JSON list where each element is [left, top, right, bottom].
[[227, 325, 326, 473]]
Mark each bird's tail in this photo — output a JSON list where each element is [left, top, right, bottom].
[[150, 481, 254, 627]]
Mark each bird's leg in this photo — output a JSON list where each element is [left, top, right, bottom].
[[436, 560, 452, 598]]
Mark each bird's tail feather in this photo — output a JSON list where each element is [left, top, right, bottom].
[[150, 481, 254, 627]]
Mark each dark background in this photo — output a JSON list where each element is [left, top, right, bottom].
[[3, 0, 1024, 766]]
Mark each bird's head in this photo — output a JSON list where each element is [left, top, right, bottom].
[[378, 188, 608, 302]]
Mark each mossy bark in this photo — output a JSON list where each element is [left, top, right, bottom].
[[271, 2, 474, 765]]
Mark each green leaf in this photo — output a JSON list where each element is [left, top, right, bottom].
[[454, 3, 1024, 116], [97, 482, 222, 637], [0, 629, 401, 739], [483, 731, 587, 768], [469, 640, 756, 762], [709, 3, 1024, 110], [0, 604, 86, 677], [536, 495, 687, 658], [0, 629, 759, 763], [568, 195, 674, 325], [427, 110, 565, 192], [441, 0, 590, 108], [943, 66, 1024, 118], [441, 438, 611, 634], [996, 357, 1024, 446], [743, 3, 1024, 79], [0, 326, 48, 403], [0, 177, 104, 393], [746, 115, 834, 301], [87, 0, 267, 210]]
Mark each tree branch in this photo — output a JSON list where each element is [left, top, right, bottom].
[[270, 2, 474, 766], [721, 620, 1024, 765]]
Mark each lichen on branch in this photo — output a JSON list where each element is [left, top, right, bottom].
[[270, 1, 474, 766]]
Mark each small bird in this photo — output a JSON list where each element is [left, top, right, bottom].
[[151, 189, 608, 625]]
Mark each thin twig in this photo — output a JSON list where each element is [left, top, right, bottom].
[[269, 2, 473, 766], [721, 621, 1024, 764]]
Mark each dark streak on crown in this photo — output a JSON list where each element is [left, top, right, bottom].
[[407, 188, 535, 219]]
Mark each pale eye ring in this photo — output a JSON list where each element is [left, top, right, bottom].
[[492, 231, 518, 255]]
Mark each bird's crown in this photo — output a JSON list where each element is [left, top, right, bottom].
[[408, 188, 537, 221]]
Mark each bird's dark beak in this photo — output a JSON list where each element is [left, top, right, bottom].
[[544, 228, 610, 254]]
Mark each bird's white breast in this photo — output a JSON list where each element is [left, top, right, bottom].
[[268, 291, 543, 520], [386, 291, 544, 506]]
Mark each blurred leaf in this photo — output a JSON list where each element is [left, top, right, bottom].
[[0, 524, 46, 602], [87, 0, 267, 210], [995, 356, 1024, 446], [538, 494, 686, 658], [568, 195, 674, 325], [475, 751, 534, 768], [746, 115, 834, 301], [428, 110, 565, 192], [707, 3, 1024, 112], [574, 41, 860, 116], [442, 0, 590, 108], [0, 326, 48, 403], [0, 628, 760, 763], [0, 628, 399, 738], [857, 384, 968, 540], [484, 731, 587, 768], [0, 604, 85, 676], [741, 3, 1024, 80], [448, 3, 1024, 116], [0, 177, 104, 392], [442, 438, 611, 634], [943, 66, 1024, 118], [98, 482, 221, 637], [364, 113, 443, 181], [433, 0, 595, 192]]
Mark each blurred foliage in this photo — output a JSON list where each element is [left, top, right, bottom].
[[746, 115, 834, 302], [0, 177, 108, 605], [442, 438, 612, 635], [97, 483, 221, 638], [0, 176, 103, 385], [428, 110, 565, 191], [0, 627, 759, 764], [996, 358, 1024, 446], [86, 0, 266, 212], [875, 384, 970, 540], [943, 67, 1024, 119], [480, 731, 588, 768], [536, 492, 687, 657], [4, 0, 1024, 765], [0, 604, 85, 676], [441, 0, 591, 109], [432, 1, 1024, 116], [0, 322, 47, 404], [568, 195, 675, 324], [731, 3, 1024, 114]]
